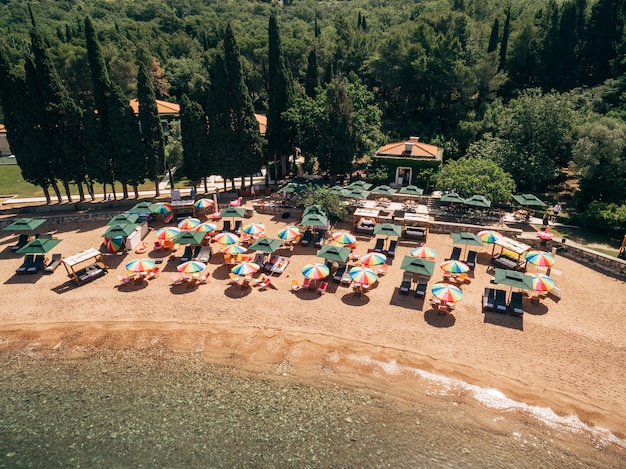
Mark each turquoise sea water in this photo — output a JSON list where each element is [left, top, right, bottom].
[[0, 347, 624, 468]]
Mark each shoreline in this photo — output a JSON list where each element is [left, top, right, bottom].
[[1, 212, 626, 447], [2, 321, 625, 445]]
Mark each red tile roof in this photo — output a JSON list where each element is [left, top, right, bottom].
[[129, 98, 180, 115], [376, 137, 440, 159]]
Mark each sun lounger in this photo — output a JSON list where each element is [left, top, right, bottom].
[[180, 246, 194, 262], [44, 253, 62, 273], [291, 278, 301, 292], [465, 250, 477, 270], [373, 238, 385, 253], [414, 277, 428, 298], [234, 220, 243, 235], [194, 246, 212, 263], [340, 267, 353, 286], [333, 264, 347, 283], [16, 254, 35, 274], [191, 245, 202, 260], [399, 272, 412, 295], [317, 281, 328, 294], [300, 230, 312, 246], [509, 291, 524, 316], [314, 231, 325, 248], [270, 257, 289, 274], [26, 255, 45, 274], [448, 247, 462, 261], [494, 289, 508, 313], [228, 273, 241, 285], [222, 220, 231, 232], [147, 267, 160, 280], [482, 288, 496, 312], [403, 226, 427, 240], [386, 239, 398, 258], [11, 234, 29, 252], [252, 253, 266, 268], [303, 278, 312, 290]]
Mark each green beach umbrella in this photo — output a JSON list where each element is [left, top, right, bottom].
[[373, 223, 402, 238], [347, 181, 373, 191], [440, 192, 465, 204], [16, 238, 62, 254], [398, 185, 424, 196], [107, 213, 140, 226], [341, 188, 370, 199], [316, 244, 351, 263], [219, 206, 246, 219], [249, 237, 283, 253], [129, 201, 157, 213], [511, 194, 546, 208], [301, 213, 329, 228], [451, 232, 484, 247], [101, 223, 136, 238], [493, 268, 534, 291], [4, 217, 46, 232], [173, 230, 206, 245], [303, 205, 326, 216], [400, 256, 435, 277], [370, 185, 398, 196], [463, 195, 491, 208]]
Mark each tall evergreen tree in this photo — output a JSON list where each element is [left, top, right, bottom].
[[84, 17, 110, 122], [223, 23, 263, 188], [137, 63, 165, 196], [305, 48, 319, 99], [487, 17, 500, 53], [499, 8, 511, 71], [267, 13, 296, 181], [179, 94, 208, 190]]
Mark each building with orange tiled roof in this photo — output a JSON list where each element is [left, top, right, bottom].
[[373, 136, 442, 187]]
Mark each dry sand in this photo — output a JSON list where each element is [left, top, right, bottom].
[[1, 207, 626, 440]]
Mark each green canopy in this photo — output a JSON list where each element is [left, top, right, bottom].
[[249, 237, 283, 253], [341, 189, 370, 199], [373, 223, 402, 238], [101, 223, 136, 238], [370, 185, 398, 196], [347, 181, 373, 191], [301, 213, 329, 228], [316, 244, 351, 263], [494, 268, 534, 291], [398, 185, 424, 196], [16, 238, 62, 254], [220, 206, 246, 218], [330, 185, 345, 193], [129, 201, 157, 213], [173, 230, 206, 245], [3, 217, 46, 232], [463, 195, 491, 208], [451, 232, 484, 247], [303, 205, 326, 217], [511, 194, 546, 208], [400, 256, 435, 277], [440, 192, 466, 204], [107, 213, 140, 226], [281, 182, 304, 193]]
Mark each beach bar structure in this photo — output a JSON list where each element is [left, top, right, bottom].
[[490, 237, 531, 271], [353, 208, 380, 234], [62, 248, 108, 286], [401, 212, 429, 240]]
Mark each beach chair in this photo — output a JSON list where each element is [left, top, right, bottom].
[[465, 250, 477, 270], [172, 274, 183, 286], [333, 264, 346, 283], [482, 288, 496, 312], [147, 267, 160, 280], [399, 272, 412, 295], [303, 278, 312, 290], [44, 253, 62, 273], [377, 263, 388, 277], [195, 246, 212, 263], [314, 231, 325, 248], [118, 275, 132, 285], [258, 275, 273, 290], [373, 238, 385, 253], [317, 281, 329, 295], [16, 254, 35, 274], [494, 289, 508, 313], [386, 239, 398, 258], [26, 255, 45, 274], [180, 246, 193, 263], [252, 253, 266, 268], [340, 267, 353, 286], [190, 245, 202, 260], [222, 220, 231, 232], [228, 273, 241, 286], [154, 241, 162, 251], [11, 234, 29, 252], [234, 220, 243, 235], [509, 291, 524, 316], [414, 277, 428, 298], [301, 230, 312, 246], [448, 247, 462, 261], [291, 278, 301, 292]]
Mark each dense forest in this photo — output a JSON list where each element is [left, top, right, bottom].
[[1, 0, 626, 232]]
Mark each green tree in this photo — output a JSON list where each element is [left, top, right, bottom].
[[487, 17, 500, 53], [305, 48, 319, 99], [137, 62, 165, 196], [267, 13, 296, 181], [434, 155, 516, 202], [179, 94, 208, 190], [297, 186, 348, 223]]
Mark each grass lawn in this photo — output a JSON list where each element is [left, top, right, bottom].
[[0, 165, 158, 199]]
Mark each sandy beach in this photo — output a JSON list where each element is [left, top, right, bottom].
[[1, 206, 626, 443]]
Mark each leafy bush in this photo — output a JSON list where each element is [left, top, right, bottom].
[[576, 202, 626, 234], [297, 185, 348, 223]]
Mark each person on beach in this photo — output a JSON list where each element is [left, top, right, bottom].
[[553, 202, 562, 222], [542, 212, 550, 229]]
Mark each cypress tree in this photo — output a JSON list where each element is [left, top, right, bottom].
[[487, 18, 499, 53], [305, 48, 319, 99], [267, 13, 296, 181], [179, 94, 208, 190], [137, 63, 165, 196], [584, 0, 624, 85], [499, 8, 511, 71], [84, 17, 110, 123]]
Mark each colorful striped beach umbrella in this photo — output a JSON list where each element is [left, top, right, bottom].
[[531, 274, 556, 292], [242, 222, 265, 237], [302, 263, 330, 280], [214, 232, 239, 246], [331, 232, 356, 246], [177, 260, 207, 274], [155, 226, 181, 242], [277, 225, 300, 241], [153, 202, 172, 215], [125, 258, 156, 274], [194, 222, 217, 234], [431, 283, 463, 303], [359, 252, 387, 267], [178, 217, 201, 231], [220, 244, 248, 255], [409, 247, 438, 260], [525, 250, 556, 267], [104, 236, 124, 252], [349, 267, 378, 286], [231, 261, 260, 277], [477, 230, 502, 244], [440, 260, 470, 274], [194, 198, 214, 210]]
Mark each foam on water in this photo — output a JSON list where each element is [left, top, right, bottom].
[[348, 353, 626, 449]]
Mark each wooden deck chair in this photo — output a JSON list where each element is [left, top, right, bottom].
[[317, 281, 329, 295], [291, 278, 301, 292]]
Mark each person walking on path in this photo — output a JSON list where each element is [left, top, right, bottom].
[[553, 202, 562, 222], [542, 212, 550, 229]]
